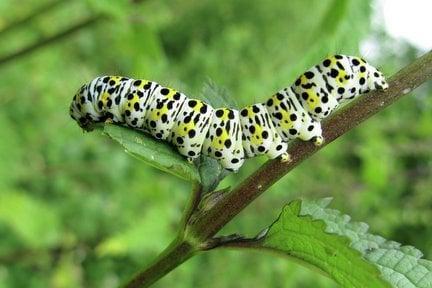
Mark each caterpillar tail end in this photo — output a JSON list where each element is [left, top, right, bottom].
[[280, 152, 291, 163], [312, 136, 324, 146]]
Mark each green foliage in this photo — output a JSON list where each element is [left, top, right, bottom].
[[199, 80, 238, 109], [102, 124, 200, 182], [264, 199, 432, 287], [160, 0, 371, 102], [263, 199, 390, 287], [0, 0, 431, 287], [197, 156, 228, 193]]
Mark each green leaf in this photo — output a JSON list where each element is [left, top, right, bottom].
[[200, 79, 238, 110], [263, 199, 432, 287], [197, 156, 230, 193], [102, 124, 200, 182], [263, 199, 387, 287]]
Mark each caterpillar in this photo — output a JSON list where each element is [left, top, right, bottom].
[[70, 54, 388, 171]]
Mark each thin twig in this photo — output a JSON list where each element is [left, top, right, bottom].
[[0, 15, 101, 67], [0, 0, 148, 67], [0, 0, 68, 37], [180, 182, 203, 229], [202, 234, 264, 250], [211, 238, 263, 249], [123, 238, 196, 288]]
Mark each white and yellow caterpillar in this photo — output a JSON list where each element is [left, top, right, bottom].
[[70, 55, 388, 171]]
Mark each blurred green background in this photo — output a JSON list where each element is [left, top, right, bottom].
[[0, 0, 431, 287]]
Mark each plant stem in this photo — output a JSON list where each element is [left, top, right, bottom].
[[180, 182, 203, 229], [124, 51, 432, 287], [123, 238, 196, 288], [0, 0, 68, 37], [187, 50, 432, 241], [0, 15, 102, 67], [124, 182, 203, 288], [0, 0, 148, 67]]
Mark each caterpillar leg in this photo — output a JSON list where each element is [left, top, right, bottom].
[[104, 118, 114, 124], [280, 152, 291, 163], [311, 135, 324, 146]]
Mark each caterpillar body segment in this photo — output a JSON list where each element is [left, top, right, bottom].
[[169, 98, 214, 160], [97, 76, 134, 123], [124, 79, 159, 131], [144, 86, 188, 140], [239, 103, 288, 159], [265, 87, 323, 143], [202, 108, 245, 171], [265, 89, 304, 141]]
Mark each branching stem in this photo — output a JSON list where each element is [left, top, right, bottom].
[[187, 50, 432, 241], [0, 0, 68, 37], [0, 16, 101, 67], [125, 50, 432, 287], [180, 182, 203, 229], [0, 0, 148, 67]]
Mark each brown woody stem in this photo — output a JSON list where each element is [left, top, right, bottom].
[[123, 238, 196, 288], [125, 51, 432, 287], [187, 50, 432, 241]]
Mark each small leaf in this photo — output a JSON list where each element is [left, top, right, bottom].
[[263, 199, 432, 287], [263, 199, 390, 287], [197, 155, 229, 192], [298, 199, 432, 288], [102, 124, 200, 182], [200, 79, 238, 110]]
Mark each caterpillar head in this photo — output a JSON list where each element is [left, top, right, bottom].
[[367, 65, 389, 91], [70, 85, 95, 131], [70, 104, 95, 131]]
